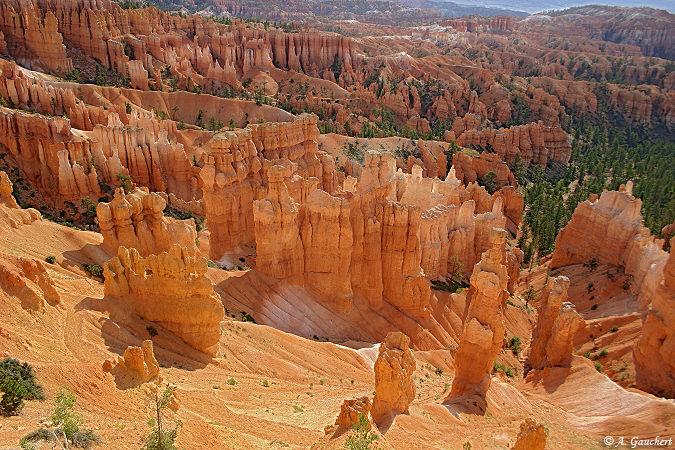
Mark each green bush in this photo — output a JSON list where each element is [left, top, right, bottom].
[[1, 378, 27, 415], [506, 336, 522, 356], [0, 358, 44, 401], [82, 264, 103, 278], [45, 255, 56, 264]]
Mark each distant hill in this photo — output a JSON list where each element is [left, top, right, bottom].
[[446, 0, 673, 14], [144, 0, 528, 23]]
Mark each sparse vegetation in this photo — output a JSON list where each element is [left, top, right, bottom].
[[143, 379, 182, 450], [45, 255, 56, 264], [20, 388, 101, 449], [344, 412, 377, 449]]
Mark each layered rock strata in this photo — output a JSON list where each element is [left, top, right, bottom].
[[103, 245, 224, 355], [553, 183, 673, 397]]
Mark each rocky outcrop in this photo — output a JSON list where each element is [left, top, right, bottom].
[[0, 2, 72, 73], [553, 184, 673, 397], [528, 276, 583, 369], [371, 332, 416, 425], [506, 247, 524, 293], [512, 418, 547, 450], [0, 254, 60, 310], [334, 396, 372, 430], [449, 121, 571, 166], [102, 340, 159, 383], [97, 188, 197, 257], [634, 237, 675, 398], [451, 152, 516, 188], [201, 114, 336, 258], [551, 183, 668, 292], [103, 245, 224, 355], [0, 171, 19, 209], [0, 171, 42, 227], [450, 228, 508, 398]]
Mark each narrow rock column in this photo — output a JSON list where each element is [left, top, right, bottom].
[[450, 228, 508, 399], [371, 332, 416, 425]]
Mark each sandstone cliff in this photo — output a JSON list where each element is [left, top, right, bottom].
[[553, 183, 673, 397], [103, 244, 224, 355]]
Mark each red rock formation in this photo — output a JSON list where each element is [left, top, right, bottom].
[[450, 121, 571, 166], [506, 247, 524, 293], [0, 254, 60, 310], [551, 183, 668, 294], [528, 276, 583, 369], [371, 332, 416, 425], [512, 418, 547, 450], [634, 237, 674, 398], [97, 188, 197, 257], [0, 2, 72, 73], [0, 171, 42, 227], [552, 184, 673, 397], [201, 114, 336, 259], [334, 396, 371, 430], [450, 228, 508, 399], [103, 340, 159, 383], [103, 244, 224, 355], [451, 151, 516, 188]]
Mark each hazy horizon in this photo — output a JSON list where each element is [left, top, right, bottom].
[[446, 0, 674, 14]]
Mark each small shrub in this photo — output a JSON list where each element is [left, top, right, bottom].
[[463, 442, 472, 450], [610, 326, 619, 332], [583, 351, 591, 359], [45, 255, 56, 264], [82, 263, 103, 278], [590, 304, 598, 310], [241, 311, 256, 323], [143, 380, 181, 450], [434, 367, 443, 376], [146, 326, 158, 337], [506, 336, 522, 355], [262, 380, 269, 388], [344, 412, 378, 449], [226, 378, 236, 386], [594, 362, 603, 373]]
